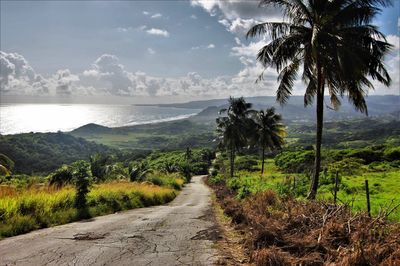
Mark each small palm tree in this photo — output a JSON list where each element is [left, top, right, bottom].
[[252, 108, 286, 174], [216, 97, 254, 177], [128, 161, 152, 182], [89, 153, 112, 182], [247, 0, 392, 199]]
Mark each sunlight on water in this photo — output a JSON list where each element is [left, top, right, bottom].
[[0, 104, 200, 135]]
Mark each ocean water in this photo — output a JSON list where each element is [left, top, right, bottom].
[[0, 104, 201, 135]]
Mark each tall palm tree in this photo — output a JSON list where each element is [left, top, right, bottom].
[[252, 108, 286, 174], [247, 0, 392, 199], [216, 97, 254, 177]]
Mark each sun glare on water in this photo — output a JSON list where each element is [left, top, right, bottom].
[[0, 104, 98, 134]]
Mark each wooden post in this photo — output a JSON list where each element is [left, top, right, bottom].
[[365, 180, 371, 217], [334, 171, 339, 204]]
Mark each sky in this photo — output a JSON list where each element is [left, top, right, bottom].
[[0, 0, 399, 104]]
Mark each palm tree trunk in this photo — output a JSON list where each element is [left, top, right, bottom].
[[261, 146, 265, 175], [308, 66, 324, 200], [230, 146, 235, 178]]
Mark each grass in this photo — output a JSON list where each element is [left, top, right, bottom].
[[211, 158, 400, 221], [317, 170, 400, 218], [0, 180, 180, 238]]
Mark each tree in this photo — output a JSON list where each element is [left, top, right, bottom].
[[184, 147, 192, 164], [72, 160, 92, 218], [251, 108, 286, 174], [216, 97, 254, 177], [247, 0, 392, 199]]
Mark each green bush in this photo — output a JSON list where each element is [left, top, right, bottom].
[[48, 165, 73, 188], [71, 161, 92, 218], [328, 158, 365, 176], [144, 173, 183, 190], [345, 147, 383, 164], [384, 147, 400, 161], [275, 150, 314, 174], [235, 156, 259, 172]]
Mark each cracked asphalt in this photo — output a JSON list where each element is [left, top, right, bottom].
[[0, 176, 220, 266]]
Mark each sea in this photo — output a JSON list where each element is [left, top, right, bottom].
[[0, 104, 201, 135]]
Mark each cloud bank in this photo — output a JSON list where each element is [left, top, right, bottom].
[[0, 51, 278, 98]]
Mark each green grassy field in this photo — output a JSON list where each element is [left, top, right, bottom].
[[211, 158, 400, 220]]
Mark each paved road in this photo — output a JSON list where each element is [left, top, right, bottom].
[[0, 176, 220, 266]]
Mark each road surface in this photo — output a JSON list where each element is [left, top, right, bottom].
[[0, 176, 220, 266]]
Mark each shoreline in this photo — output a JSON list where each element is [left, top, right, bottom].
[[0, 111, 201, 136]]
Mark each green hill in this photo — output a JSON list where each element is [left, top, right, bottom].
[[0, 132, 112, 174]]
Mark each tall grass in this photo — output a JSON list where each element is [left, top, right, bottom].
[[0, 181, 178, 238]]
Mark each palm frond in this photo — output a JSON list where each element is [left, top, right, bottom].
[[276, 58, 300, 104]]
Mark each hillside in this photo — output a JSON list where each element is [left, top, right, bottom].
[[144, 95, 400, 123], [71, 119, 215, 150], [0, 132, 112, 174]]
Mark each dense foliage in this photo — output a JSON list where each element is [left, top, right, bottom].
[[0, 132, 112, 174]]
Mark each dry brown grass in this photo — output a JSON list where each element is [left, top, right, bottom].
[[208, 180, 400, 265]]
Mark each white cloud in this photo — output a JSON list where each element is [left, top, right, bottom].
[[190, 14, 197, 19], [146, 28, 169, 37], [142, 11, 149, 15], [191, 0, 280, 21], [191, 44, 216, 50], [221, 18, 261, 36], [80, 54, 135, 95], [231, 40, 266, 57], [151, 13, 162, 19], [387, 34, 400, 50], [116, 27, 129, 33], [147, 48, 156, 54], [55, 69, 79, 95], [0, 51, 38, 94]]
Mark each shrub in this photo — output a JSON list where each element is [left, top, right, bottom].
[[178, 162, 192, 182], [48, 165, 74, 188], [328, 158, 364, 176], [275, 150, 314, 174], [345, 147, 383, 164], [89, 153, 112, 182], [144, 172, 184, 190], [384, 147, 400, 161], [235, 156, 259, 172], [71, 161, 92, 218], [191, 162, 209, 175], [129, 161, 151, 182]]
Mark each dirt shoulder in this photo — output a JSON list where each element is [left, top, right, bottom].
[[206, 178, 400, 266]]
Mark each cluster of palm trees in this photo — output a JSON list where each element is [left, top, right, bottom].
[[246, 0, 392, 199], [216, 97, 286, 178]]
